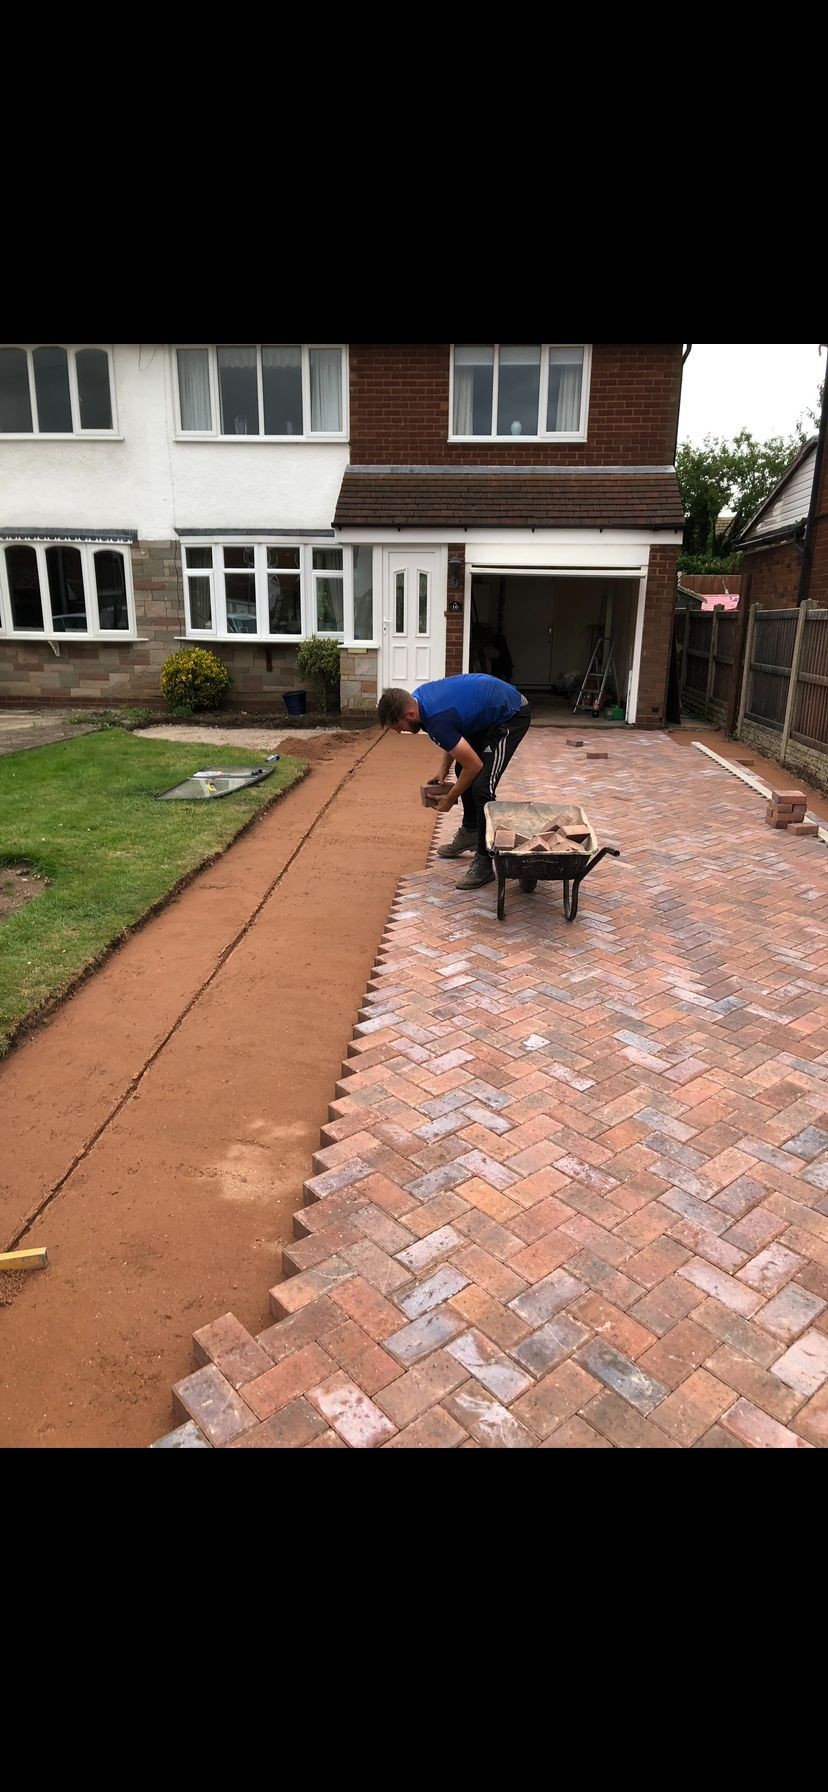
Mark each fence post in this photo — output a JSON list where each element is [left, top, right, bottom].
[[780, 601, 809, 766], [736, 603, 757, 737], [681, 607, 690, 700], [705, 608, 720, 714]]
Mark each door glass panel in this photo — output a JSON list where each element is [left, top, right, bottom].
[[395, 570, 405, 633], [417, 571, 428, 634]]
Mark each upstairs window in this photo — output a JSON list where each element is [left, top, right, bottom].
[[450, 344, 589, 440], [0, 347, 115, 434], [175, 346, 347, 438]]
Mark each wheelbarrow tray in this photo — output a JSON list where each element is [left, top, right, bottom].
[[484, 800, 619, 922]]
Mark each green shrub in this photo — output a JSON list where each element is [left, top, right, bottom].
[[160, 647, 231, 713], [296, 635, 341, 713]]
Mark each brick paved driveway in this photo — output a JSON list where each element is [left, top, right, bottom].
[[164, 730, 828, 1448]]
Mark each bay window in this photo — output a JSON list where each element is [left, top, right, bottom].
[[0, 540, 134, 637], [175, 345, 348, 439], [182, 542, 377, 644], [451, 343, 589, 439]]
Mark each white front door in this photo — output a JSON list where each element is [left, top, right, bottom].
[[381, 549, 446, 692]]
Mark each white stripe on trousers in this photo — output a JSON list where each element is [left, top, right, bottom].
[[488, 732, 507, 798]]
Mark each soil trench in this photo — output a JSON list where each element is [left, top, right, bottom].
[[0, 727, 437, 1448]]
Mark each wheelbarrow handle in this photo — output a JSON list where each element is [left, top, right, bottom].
[[589, 845, 621, 865]]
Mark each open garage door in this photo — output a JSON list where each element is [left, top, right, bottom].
[[469, 569, 641, 722]]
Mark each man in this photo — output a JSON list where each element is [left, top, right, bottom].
[[377, 673, 532, 889]]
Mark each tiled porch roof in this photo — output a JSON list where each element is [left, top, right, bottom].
[[333, 466, 685, 530]]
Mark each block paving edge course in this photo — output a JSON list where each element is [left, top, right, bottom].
[[152, 730, 828, 1447]]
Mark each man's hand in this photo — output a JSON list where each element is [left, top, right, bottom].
[[426, 775, 446, 787], [435, 790, 458, 814]]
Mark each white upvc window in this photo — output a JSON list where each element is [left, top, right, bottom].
[[0, 346, 118, 437], [0, 540, 136, 639], [449, 343, 591, 441], [181, 542, 378, 646], [174, 346, 348, 440]]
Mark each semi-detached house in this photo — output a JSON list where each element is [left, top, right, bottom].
[[0, 341, 685, 723]]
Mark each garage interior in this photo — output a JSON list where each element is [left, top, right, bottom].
[[468, 571, 640, 722]]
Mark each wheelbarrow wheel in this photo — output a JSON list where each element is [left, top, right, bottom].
[[563, 876, 580, 921], [519, 874, 538, 894]]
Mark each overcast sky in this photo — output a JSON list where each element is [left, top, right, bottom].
[[677, 343, 823, 447]]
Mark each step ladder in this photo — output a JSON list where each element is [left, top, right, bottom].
[[573, 637, 617, 714]]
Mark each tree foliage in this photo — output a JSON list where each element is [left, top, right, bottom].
[[676, 380, 823, 573]]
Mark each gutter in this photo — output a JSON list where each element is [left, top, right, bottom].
[[796, 371, 828, 605], [672, 343, 692, 466], [738, 519, 808, 555]]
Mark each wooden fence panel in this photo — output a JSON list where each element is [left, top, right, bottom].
[[791, 608, 828, 750], [745, 610, 797, 732]]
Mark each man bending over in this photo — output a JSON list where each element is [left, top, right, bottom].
[[377, 673, 532, 889]]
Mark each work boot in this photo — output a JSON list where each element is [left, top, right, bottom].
[[437, 826, 477, 859], [456, 854, 495, 890]]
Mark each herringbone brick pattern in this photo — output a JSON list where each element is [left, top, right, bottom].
[[157, 732, 828, 1448]]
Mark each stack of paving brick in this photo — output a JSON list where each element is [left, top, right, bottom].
[[765, 788, 818, 838], [493, 821, 591, 855]]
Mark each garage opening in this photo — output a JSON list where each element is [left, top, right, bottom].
[[469, 572, 640, 721]]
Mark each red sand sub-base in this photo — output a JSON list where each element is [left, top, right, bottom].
[[0, 728, 438, 1448]]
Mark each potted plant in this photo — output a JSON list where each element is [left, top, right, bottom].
[[295, 635, 341, 715]]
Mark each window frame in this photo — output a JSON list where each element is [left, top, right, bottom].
[[448, 343, 591, 443], [0, 346, 119, 438], [180, 540, 378, 647], [0, 539, 136, 639], [173, 346, 349, 442]]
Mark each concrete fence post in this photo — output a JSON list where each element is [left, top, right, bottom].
[[705, 608, 720, 715], [780, 601, 809, 767], [736, 603, 758, 738]]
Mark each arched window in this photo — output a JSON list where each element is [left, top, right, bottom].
[[46, 545, 87, 631], [5, 546, 43, 629], [94, 550, 129, 630]]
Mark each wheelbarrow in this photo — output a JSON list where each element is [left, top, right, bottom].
[[485, 800, 620, 923]]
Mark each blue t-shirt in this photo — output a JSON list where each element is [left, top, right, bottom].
[[414, 674, 522, 753]]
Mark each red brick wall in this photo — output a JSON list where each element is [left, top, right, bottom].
[[637, 546, 678, 726], [741, 542, 802, 611], [348, 344, 683, 467], [445, 545, 465, 675]]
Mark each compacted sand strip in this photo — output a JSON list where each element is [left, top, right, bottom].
[[0, 728, 436, 1448]]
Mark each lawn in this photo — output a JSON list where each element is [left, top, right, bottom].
[[0, 730, 307, 1053]]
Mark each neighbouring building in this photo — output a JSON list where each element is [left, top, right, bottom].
[[0, 342, 686, 723], [725, 434, 819, 731]]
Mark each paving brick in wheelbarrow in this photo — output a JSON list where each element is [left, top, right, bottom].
[[154, 729, 828, 1445]]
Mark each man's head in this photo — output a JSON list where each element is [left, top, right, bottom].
[[377, 688, 422, 733]]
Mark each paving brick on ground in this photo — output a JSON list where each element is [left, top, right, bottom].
[[157, 730, 828, 1448]]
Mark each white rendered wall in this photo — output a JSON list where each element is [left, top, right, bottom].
[[0, 345, 349, 538]]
